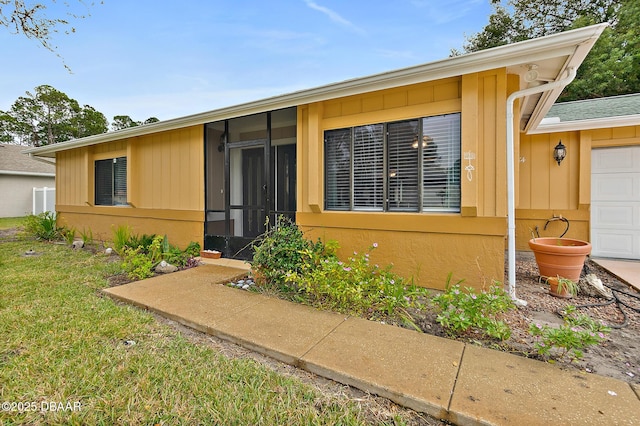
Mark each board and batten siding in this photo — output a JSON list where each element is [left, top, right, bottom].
[[297, 71, 513, 290], [516, 124, 640, 251], [55, 126, 205, 248]]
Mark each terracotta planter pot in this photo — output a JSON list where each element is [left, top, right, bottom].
[[200, 249, 222, 259], [528, 237, 591, 281], [547, 277, 574, 299]]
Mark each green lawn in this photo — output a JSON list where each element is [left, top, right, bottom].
[[0, 234, 402, 425], [0, 216, 26, 230]]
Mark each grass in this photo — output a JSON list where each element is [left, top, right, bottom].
[[0, 216, 26, 230], [0, 233, 394, 425]]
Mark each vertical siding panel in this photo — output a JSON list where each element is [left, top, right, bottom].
[[578, 131, 592, 208], [482, 74, 497, 217], [461, 73, 478, 216], [568, 133, 580, 209], [519, 136, 532, 209], [184, 128, 195, 209], [531, 134, 551, 209], [170, 131, 181, 209], [176, 130, 187, 209], [195, 126, 205, 211]]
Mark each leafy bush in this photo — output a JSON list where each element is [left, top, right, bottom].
[[128, 233, 157, 252], [184, 241, 201, 258], [252, 220, 428, 328], [24, 212, 65, 241], [529, 305, 610, 361], [251, 217, 329, 290], [287, 244, 429, 319], [121, 246, 155, 280], [120, 234, 201, 279], [431, 281, 514, 340]]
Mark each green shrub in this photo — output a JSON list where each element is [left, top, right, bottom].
[[529, 305, 611, 361], [23, 212, 65, 241], [121, 246, 154, 280], [184, 241, 201, 258], [128, 233, 157, 252], [431, 281, 514, 340], [120, 234, 201, 280], [251, 217, 329, 290], [287, 243, 429, 319]]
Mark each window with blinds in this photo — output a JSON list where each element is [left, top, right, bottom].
[[423, 113, 461, 211], [325, 129, 351, 210], [324, 113, 461, 213], [388, 120, 419, 211], [353, 124, 384, 210], [95, 156, 127, 206]]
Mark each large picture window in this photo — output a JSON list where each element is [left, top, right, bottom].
[[95, 156, 127, 206], [324, 113, 460, 213]]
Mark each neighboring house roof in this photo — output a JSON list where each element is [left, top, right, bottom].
[[532, 93, 640, 134], [24, 23, 607, 158], [0, 144, 56, 176]]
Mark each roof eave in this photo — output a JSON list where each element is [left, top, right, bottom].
[[523, 26, 606, 133], [24, 23, 608, 158], [529, 114, 640, 134], [0, 170, 55, 177]]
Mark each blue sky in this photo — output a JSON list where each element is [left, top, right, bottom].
[[0, 0, 492, 124]]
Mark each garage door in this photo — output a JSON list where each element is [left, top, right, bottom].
[[591, 146, 640, 259]]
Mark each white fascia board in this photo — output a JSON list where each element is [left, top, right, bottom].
[[0, 170, 55, 177], [523, 27, 606, 133], [25, 23, 607, 158], [529, 114, 640, 134]]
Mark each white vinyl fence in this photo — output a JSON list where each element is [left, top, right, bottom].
[[33, 187, 55, 215]]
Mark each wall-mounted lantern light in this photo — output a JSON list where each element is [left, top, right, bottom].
[[553, 140, 566, 165]]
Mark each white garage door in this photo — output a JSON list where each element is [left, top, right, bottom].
[[591, 146, 640, 259]]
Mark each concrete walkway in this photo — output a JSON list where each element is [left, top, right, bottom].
[[102, 261, 640, 425], [592, 258, 640, 292]]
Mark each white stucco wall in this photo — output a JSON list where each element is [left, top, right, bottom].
[[0, 175, 56, 217]]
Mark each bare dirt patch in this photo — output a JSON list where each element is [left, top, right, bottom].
[[410, 252, 639, 385], [0, 227, 20, 242], [502, 253, 639, 384]]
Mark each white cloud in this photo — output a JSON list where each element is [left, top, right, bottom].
[[303, 0, 366, 35]]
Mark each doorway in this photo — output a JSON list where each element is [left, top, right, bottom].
[[204, 107, 297, 259]]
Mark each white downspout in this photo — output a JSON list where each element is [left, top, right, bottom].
[[506, 66, 577, 306]]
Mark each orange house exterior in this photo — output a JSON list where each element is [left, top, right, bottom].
[[25, 24, 614, 291], [518, 95, 640, 260]]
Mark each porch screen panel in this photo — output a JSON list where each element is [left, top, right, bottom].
[[325, 128, 351, 210], [95, 159, 113, 205], [422, 113, 460, 211], [387, 120, 419, 211], [353, 124, 384, 211]]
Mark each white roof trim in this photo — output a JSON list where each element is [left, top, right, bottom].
[[530, 114, 640, 134], [0, 170, 55, 177], [25, 23, 607, 158]]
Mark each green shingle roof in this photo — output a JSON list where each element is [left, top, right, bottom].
[[546, 93, 640, 121]]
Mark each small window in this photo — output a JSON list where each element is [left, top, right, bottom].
[[95, 157, 127, 206]]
